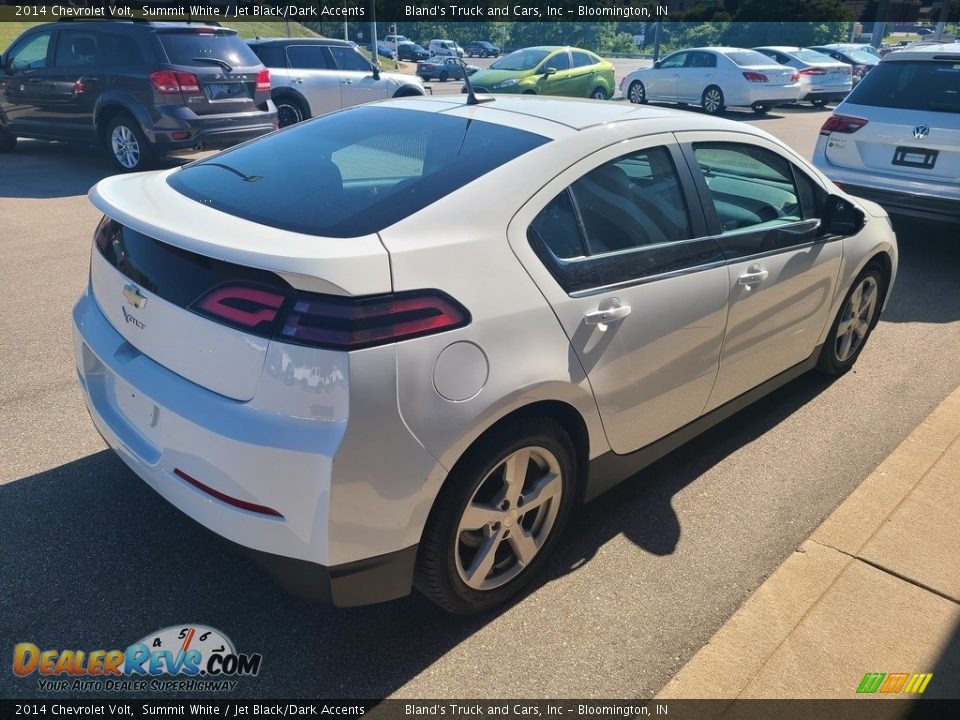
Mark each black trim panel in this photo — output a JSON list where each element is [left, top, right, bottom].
[[582, 345, 822, 502], [838, 184, 960, 225]]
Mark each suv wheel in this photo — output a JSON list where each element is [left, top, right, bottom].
[[0, 129, 16, 153], [107, 114, 155, 172], [275, 97, 307, 128], [415, 416, 577, 614]]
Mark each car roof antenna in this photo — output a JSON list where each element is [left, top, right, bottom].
[[460, 57, 493, 105]]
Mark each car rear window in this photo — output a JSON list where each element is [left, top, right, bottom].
[[793, 49, 836, 64], [167, 107, 550, 238], [158, 29, 261, 68], [725, 50, 777, 67], [846, 60, 960, 113]]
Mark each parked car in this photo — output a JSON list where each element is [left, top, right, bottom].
[[395, 41, 430, 62], [366, 42, 396, 60], [417, 56, 478, 82], [246, 38, 424, 127], [74, 95, 896, 613], [813, 42, 960, 225], [467, 46, 615, 99], [428, 39, 465, 58], [0, 20, 277, 171], [622, 47, 802, 115], [464, 40, 500, 58], [753, 46, 852, 106], [383, 34, 408, 45], [808, 44, 880, 86]]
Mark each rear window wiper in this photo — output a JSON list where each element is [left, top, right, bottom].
[[192, 57, 233, 73]]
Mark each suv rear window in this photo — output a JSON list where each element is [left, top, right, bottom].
[[167, 107, 549, 238], [158, 29, 261, 68], [846, 60, 960, 113]]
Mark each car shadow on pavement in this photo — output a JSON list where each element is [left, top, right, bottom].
[[0, 370, 835, 700], [0, 141, 190, 200]]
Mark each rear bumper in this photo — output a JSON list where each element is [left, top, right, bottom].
[[146, 104, 277, 151], [800, 89, 849, 102], [730, 83, 803, 107], [72, 286, 438, 606]]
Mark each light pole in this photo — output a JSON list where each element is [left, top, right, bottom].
[[369, 1, 378, 64]]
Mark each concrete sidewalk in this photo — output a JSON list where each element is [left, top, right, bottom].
[[657, 385, 960, 702]]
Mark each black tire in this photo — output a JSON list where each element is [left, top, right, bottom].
[[817, 263, 887, 376], [701, 85, 725, 115], [522, 90, 537, 95], [274, 95, 308, 128], [439, 70, 449, 82], [0, 129, 16, 153], [590, 86, 607, 100], [627, 80, 647, 104], [752, 104, 770, 115], [104, 113, 156, 172], [811, 98, 828, 108], [415, 416, 578, 614], [480, 50, 488, 58]]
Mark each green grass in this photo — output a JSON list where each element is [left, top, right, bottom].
[[0, 21, 318, 53]]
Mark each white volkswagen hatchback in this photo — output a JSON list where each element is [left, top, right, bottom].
[[74, 95, 897, 613], [622, 47, 803, 115], [813, 43, 960, 224]]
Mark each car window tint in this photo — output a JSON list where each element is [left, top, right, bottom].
[[846, 60, 960, 113], [660, 52, 686, 69], [693, 143, 802, 233], [167, 107, 549, 238], [794, 168, 827, 220], [726, 50, 777, 67], [158, 30, 260, 68], [286, 45, 331, 70], [8, 32, 51, 71], [547, 51, 570, 71], [105, 33, 145, 66], [572, 146, 693, 253], [686, 52, 715, 68], [572, 52, 595, 68], [530, 190, 587, 259], [54, 31, 100, 67], [250, 45, 286, 68], [329, 45, 372, 72]]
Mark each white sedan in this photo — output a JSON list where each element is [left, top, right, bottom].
[[73, 95, 896, 614], [754, 46, 852, 106], [622, 47, 803, 114]]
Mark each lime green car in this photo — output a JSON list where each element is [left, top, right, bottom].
[[466, 46, 615, 99]]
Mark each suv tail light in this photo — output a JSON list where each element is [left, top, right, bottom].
[[820, 114, 868, 135], [742, 71, 768, 83], [799, 67, 828, 75], [190, 286, 470, 350], [256, 69, 270, 92], [149, 70, 200, 94]]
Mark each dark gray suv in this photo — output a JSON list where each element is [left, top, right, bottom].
[[0, 20, 278, 171]]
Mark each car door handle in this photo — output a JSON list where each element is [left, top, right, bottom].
[[291, 77, 303, 84], [737, 265, 769, 290], [342, 79, 352, 85], [583, 304, 631, 327]]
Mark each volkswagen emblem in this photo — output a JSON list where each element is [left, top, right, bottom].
[[913, 125, 930, 140]]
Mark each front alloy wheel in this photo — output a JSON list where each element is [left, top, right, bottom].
[[834, 275, 879, 363], [628, 80, 646, 104]]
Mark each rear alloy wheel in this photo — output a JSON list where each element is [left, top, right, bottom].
[[702, 86, 725, 115], [439, 70, 449, 82], [107, 114, 155, 172], [590, 86, 607, 100], [818, 265, 885, 375], [628, 80, 647, 104], [275, 98, 306, 128], [415, 417, 576, 614]]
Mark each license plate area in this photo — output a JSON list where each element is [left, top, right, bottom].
[[892, 146, 938, 170], [204, 82, 249, 101], [115, 377, 160, 437]]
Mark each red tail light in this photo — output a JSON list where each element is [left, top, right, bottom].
[[742, 71, 768, 83], [256, 69, 270, 92], [73, 79, 86, 93], [789, 71, 800, 82], [853, 64, 867, 76], [190, 286, 470, 350], [94, 215, 116, 252], [799, 67, 828, 75], [149, 70, 200, 94], [820, 114, 868, 136]]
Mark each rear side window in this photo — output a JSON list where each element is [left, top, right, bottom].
[[54, 30, 100, 67], [286, 45, 331, 70], [572, 52, 596, 68], [250, 44, 286, 68], [158, 30, 261, 68], [846, 60, 960, 113], [105, 33, 145, 66], [167, 107, 549, 238]]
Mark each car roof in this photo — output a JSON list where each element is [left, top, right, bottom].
[[882, 42, 960, 61], [246, 37, 352, 47], [755, 46, 805, 52]]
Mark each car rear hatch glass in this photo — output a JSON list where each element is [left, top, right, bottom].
[[165, 105, 549, 238], [826, 59, 960, 178], [157, 27, 267, 114]]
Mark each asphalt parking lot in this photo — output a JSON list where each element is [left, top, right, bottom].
[[1, 106, 959, 699]]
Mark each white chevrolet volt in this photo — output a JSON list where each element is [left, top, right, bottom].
[[74, 95, 897, 613]]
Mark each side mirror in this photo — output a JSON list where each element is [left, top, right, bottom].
[[543, 67, 557, 76], [823, 194, 866, 236], [653, 61, 661, 69]]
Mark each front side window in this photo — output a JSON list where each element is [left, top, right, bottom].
[[8, 32, 51, 72], [545, 51, 570, 72], [692, 143, 803, 233], [167, 107, 549, 238], [659, 52, 686, 69], [328, 45, 372, 72], [492, 49, 551, 71], [54, 31, 100, 67]]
